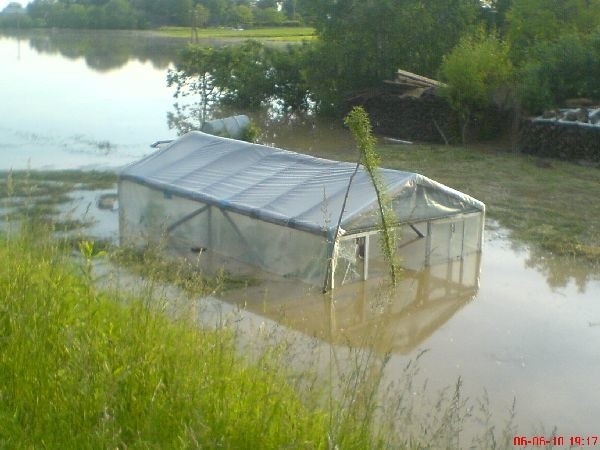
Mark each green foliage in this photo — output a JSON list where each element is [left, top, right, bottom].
[[25, 0, 145, 29], [168, 40, 311, 132], [344, 107, 399, 285], [305, 0, 481, 113], [228, 4, 254, 27], [480, 0, 514, 32], [192, 4, 210, 27], [506, 0, 600, 63], [242, 119, 262, 143], [0, 231, 338, 448], [516, 32, 600, 113], [199, 40, 274, 108], [0, 12, 34, 29], [440, 30, 513, 142], [21, 0, 316, 29], [253, 6, 285, 26]]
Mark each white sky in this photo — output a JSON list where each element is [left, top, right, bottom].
[[1, 1, 30, 11]]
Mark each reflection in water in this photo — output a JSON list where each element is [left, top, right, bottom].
[[523, 246, 599, 293], [1, 29, 186, 72], [487, 222, 600, 293], [221, 253, 481, 355]]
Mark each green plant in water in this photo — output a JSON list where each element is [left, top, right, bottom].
[[242, 120, 262, 143], [344, 106, 399, 285]]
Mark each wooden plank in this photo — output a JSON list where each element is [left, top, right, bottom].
[[395, 69, 445, 87]]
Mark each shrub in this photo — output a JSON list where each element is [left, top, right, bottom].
[[440, 30, 514, 142]]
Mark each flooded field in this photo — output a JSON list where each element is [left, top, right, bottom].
[[0, 30, 353, 171], [2, 29, 600, 442]]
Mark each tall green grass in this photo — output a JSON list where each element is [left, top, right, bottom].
[[0, 228, 390, 448]]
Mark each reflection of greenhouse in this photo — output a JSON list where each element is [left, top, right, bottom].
[[119, 131, 485, 291], [222, 252, 481, 355]]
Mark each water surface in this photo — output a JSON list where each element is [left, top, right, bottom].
[[0, 29, 353, 170]]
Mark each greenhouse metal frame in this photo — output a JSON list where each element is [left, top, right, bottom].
[[119, 132, 485, 291]]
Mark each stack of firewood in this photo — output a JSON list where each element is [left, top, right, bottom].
[[346, 69, 460, 143], [356, 90, 461, 143], [519, 118, 600, 163]]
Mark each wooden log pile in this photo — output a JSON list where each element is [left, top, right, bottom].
[[346, 69, 460, 143], [348, 88, 461, 144], [347, 69, 516, 144], [519, 116, 600, 163]]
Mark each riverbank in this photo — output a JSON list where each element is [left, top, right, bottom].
[[157, 26, 316, 42]]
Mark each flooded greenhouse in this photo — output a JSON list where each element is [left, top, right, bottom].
[[118, 131, 485, 291]]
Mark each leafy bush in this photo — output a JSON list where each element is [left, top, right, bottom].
[[440, 30, 513, 142], [517, 32, 600, 113]]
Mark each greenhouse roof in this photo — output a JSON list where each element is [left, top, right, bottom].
[[120, 131, 484, 235]]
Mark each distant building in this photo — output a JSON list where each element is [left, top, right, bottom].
[[1, 2, 26, 15]]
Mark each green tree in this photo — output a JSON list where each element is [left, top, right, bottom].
[[305, 0, 482, 114], [440, 30, 514, 143], [256, 0, 277, 8], [197, 0, 229, 25], [168, 40, 311, 132], [253, 6, 284, 26], [506, 0, 600, 63], [229, 5, 253, 27], [101, 0, 138, 28], [282, 0, 297, 20], [480, 0, 513, 32], [192, 4, 210, 27], [344, 107, 399, 286], [517, 32, 600, 113]]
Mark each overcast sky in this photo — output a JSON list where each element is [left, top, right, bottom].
[[1, 1, 30, 12]]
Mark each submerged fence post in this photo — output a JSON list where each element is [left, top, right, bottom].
[[363, 235, 370, 281], [425, 220, 432, 267]]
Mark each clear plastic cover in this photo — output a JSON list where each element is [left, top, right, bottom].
[[119, 132, 485, 288]]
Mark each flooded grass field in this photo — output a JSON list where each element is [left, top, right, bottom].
[[2, 29, 600, 444]]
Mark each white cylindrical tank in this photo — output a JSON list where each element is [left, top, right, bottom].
[[201, 115, 251, 139]]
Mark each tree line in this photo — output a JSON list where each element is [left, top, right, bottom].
[[1, 0, 317, 29], [3, 0, 599, 135], [169, 0, 600, 127]]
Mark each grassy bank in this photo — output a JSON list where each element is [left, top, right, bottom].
[[0, 229, 390, 448], [157, 26, 316, 41]]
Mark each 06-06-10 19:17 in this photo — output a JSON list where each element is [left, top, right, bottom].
[[513, 435, 599, 447]]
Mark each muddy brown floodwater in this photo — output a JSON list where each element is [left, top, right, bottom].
[[215, 222, 600, 439], [63, 187, 600, 439]]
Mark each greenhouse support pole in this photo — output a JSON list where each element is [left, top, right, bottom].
[[363, 235, 370, 281], [329, 240, 338, 291], [425, 220, 432, 266], [207, 205, 212, 249], [166, 204, 209, 233]]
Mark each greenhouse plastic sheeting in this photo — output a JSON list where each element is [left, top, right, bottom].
[[119, 131, 485, 287], [120, 131, 484, 237]]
